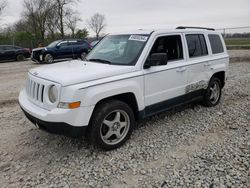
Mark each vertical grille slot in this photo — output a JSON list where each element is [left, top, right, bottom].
[[32, 82, 36, 99], [41, 85, 44, 103], [25, 77, 45, 104], [36, 84, 40, 100], [29, 80, 33, 97]]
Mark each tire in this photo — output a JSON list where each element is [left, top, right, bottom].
[[87, 100, 135, 150], [203, 77, 222, 107], [80, 51, 87, 60], [44, 54, 54, 64], [16, 54, 25, 61]]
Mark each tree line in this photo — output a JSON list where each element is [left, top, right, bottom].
[[0, 0, 106, 48]]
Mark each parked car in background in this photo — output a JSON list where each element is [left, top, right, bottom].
[[31, 39, 91, 63], [90, 40, 99, 48], [0, 45, 31, 62]]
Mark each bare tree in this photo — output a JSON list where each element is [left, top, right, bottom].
[[65, 11, 81, 38], [0, 0, 7, 17], [87, 13, 106, 39], [54, 0, 79, 38], [46, 7, 59, 40], [23, 0, 54, 42]]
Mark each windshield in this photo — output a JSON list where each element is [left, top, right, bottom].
[[86, 34, 149, 65], [47, 40, 61, 48]]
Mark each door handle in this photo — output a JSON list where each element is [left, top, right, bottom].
[[204, 62, 212, 67], [176, 67, 186, 72]]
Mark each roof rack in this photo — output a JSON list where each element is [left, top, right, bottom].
[[176, 26, 215, 31]]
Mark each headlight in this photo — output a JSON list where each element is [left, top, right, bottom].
[[48, 85, 58, 103]]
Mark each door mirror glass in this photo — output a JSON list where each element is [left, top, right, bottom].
[[144, 53, 168, 69]]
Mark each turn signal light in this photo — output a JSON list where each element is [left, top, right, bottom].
[[68, 101, 81, 109], [58, 101, 81, 109]]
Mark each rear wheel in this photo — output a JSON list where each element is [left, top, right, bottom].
[[44, 54, 54, 63], [80, 51, 87, 60], [16, 54, 25, 61], [203, 77, 222, 107], [87, 100, 135, 150]]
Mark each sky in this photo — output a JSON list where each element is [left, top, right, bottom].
[[1, 0, 250, 36]]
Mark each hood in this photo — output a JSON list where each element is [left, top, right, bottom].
[[29, 60, 136, 86]]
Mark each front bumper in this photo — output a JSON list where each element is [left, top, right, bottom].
[[19, 89, 95, 137], [31, 51, 43, 63], [21, 108, 87, 137]]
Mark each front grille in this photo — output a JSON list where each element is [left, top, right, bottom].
[[31, 50, 42, 62], [26, 78, 45, 103]]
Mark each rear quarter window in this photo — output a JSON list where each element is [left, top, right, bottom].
[[186, 34, 208, 58], [208, 34, 224, 54]]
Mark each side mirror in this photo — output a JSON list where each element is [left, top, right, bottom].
[[56, 45, 60, 49], [144, 53, 168, 69]]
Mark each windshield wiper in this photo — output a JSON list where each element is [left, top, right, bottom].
[[88, 58, 112, 64]]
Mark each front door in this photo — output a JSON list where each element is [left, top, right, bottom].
[[143, 34, 188, 116], [56, 41, 73, 59]]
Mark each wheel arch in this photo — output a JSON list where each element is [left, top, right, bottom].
[[15, 53, 25, 60], [43, 51, 55, 58], [91, 92, 140, 121], [211, 71, 225, 87]]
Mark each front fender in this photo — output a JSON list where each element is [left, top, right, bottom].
[[79, 76, 145, 111]]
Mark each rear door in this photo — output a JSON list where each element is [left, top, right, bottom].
[[184, 33, 210, 93], [68, 40, 79, 57]]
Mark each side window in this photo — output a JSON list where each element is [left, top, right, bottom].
[[14, 46, 21, 49], [208, 34, 224, 54], [77, 41, 84, 45], [149, 35, 183, 62], [80, 41, 89, 47], [59, 42, 68, 47], [69, 41, 78, 46], [3, 46, 14, 50], [186, 34, 208, 58]]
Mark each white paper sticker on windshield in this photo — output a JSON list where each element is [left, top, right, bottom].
[[129, 35, 148, 42]]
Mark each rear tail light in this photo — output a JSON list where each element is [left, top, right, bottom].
[[25, 48, 31, 53]]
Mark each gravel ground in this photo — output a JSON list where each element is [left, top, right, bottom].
[[228, 50, 250, 62], [0, 51, 249, 187]]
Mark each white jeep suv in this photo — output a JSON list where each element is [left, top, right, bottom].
[[19, 27, 229, 150]]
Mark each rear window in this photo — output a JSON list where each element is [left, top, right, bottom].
[[76, 40, 84, 45], [77, 41, 89, 47], [186, 34, 208, 58], [208, 34, 224, 54]]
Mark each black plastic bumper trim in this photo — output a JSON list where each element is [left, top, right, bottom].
[[21, 107, 87, 138]]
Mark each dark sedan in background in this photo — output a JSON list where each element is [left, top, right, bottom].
[[31, 39, 92, 63], [0, 45, 31, 62]]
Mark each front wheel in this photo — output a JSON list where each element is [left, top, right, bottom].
[[203, 77, 222, 107], [44, 54, 54, 64], [87, 100, 135, 150]]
